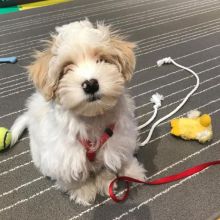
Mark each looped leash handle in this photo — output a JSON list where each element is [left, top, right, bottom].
[[109, 160, 220, 202]]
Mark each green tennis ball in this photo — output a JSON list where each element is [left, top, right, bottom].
[[0, 127, 12, 151]]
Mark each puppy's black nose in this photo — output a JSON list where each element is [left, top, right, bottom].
[[82, 79, 99, 94]]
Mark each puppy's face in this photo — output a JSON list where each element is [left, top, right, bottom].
[[28, 20, 136, 116]]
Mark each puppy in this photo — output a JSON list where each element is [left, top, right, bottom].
[[11, 20, 146, 205]]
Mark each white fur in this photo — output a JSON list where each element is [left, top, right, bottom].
[[187, 109, 201, 119], [11, 20, 145, 205], [196, 130, 212, 143]]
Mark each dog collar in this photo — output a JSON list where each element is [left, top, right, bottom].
[[78, 124, 115, 161]]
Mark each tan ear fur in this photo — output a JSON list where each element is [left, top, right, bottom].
[[27, 49, 57, 100], [111, 36, 136, 81]]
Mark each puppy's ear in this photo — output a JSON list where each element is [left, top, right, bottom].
[[111, 36, 136, 81], [27, 49, 59, 100]]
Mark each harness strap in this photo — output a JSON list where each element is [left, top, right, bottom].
[[78, 124, 115, 161]]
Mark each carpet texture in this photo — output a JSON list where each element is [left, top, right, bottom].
[[0, 0, 220, 219]]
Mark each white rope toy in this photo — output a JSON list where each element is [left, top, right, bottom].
[[139, 57, 200, 146]]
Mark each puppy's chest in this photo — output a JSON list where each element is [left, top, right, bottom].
[[78, 124, 115, 163]]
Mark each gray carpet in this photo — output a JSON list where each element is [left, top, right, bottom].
[[1, 0, 220, 219]]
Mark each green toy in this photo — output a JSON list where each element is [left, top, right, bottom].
[[0, 127, 12, 151]]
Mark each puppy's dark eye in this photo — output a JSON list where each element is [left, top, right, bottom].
[[96, 58, 108, 63]]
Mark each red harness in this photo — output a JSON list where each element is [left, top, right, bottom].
[[78, 124, 115, 161]]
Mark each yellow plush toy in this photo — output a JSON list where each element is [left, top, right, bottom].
[[170, 110, 213, 143]]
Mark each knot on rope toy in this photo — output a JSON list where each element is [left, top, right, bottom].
[[137, 93, 164, 130], [150, 93, 164, 108], [157, 57, 172, 67]]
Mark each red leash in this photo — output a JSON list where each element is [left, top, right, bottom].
[[109, 160, 220, 202]]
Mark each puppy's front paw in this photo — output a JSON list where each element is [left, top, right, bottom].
[[104, 152, 122, 173], [71, 166, 88, 182], [69, 181, 97, 206], [71, 156, 88, 181], [95, 169, 117, 196], [70, 191, 92, 206], [122, 158, 147, 181]]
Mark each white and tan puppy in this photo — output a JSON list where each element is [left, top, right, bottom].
[[11, 20, 146, 205]]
